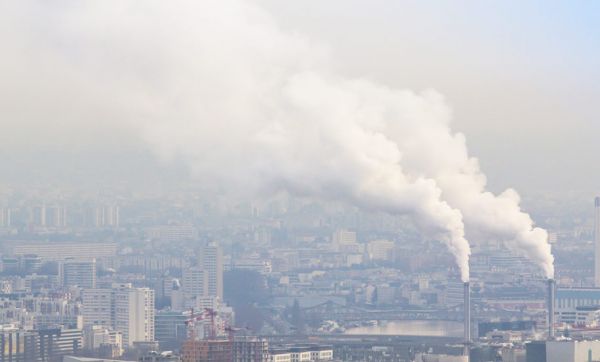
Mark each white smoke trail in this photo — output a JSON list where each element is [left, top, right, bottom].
[[383, 117, 554, 277], [0, 0, 553, 279]]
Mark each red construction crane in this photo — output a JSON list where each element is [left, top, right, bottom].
[[204, 308, 218, 339], [184, 308, 206, 340]]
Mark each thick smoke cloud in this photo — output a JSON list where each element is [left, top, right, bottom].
[[0, 0, 553, 280]]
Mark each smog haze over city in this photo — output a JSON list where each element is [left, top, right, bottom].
[[0, 1, 599, 362]]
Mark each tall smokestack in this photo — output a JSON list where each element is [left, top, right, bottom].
[[547, 278, 555, 339], [595, 197, 600, 287], [464, 282, 471, 343]]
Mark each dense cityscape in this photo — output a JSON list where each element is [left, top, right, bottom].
[[0, 186, 598, 361], [1, 1, 599, 361]]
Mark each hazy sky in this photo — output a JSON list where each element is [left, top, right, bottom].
[[259, 0, 600, 194], [1, 0, 599, 197]]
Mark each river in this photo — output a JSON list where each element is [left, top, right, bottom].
[[345, 320, 463, 337]]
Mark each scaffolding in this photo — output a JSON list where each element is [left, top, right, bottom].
[[181, 308, 232, 362]]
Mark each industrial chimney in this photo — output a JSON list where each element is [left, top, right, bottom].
[[595, 197, 600, 287], [464, 282, 471, 343], [547, 278, 555, 339]]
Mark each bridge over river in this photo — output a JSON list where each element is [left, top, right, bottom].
[[302, 300, 465, 323]]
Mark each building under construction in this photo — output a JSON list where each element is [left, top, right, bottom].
[[181, 336, 269, 362], [181, 338, 232, 362], [232, 336, 269, 362], [180, 306, 269, 362]]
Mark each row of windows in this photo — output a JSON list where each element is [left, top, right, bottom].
[[557, 298, 600, 308]]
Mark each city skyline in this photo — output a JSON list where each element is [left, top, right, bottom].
[[0, 1, 599, 361]]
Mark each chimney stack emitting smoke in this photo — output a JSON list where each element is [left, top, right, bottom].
[[0, 0, 558, 285], [464, 282, 471, 343], [595, 197, 600, 287], [547, 278, 555, 340]]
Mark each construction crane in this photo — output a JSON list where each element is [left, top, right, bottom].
[[204, 308, 218, 339], [182, 308, 234, 362], [184, 308, 207, 341]]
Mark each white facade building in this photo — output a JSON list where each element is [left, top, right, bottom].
[[82, 283, 155, 347], [333, 229, 356, 245], [82, 288, 112, 327], [113, 284, 155, 346], [269, 345, 333, 362], [545, 340, 600, 362], [83, 325, 123, 355], [199, 243, 223, 299], [414, 354, 468, 362], [367, 239, 395, 261]]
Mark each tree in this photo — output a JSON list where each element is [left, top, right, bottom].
[[290, 299, 305, 335], [224, 270, 269, 331]]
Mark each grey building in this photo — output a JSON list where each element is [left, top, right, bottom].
[[60, 259, 96, 289], [154, 311, 189, 351]]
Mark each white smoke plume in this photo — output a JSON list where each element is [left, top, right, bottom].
[[0, 0, 553, 280]]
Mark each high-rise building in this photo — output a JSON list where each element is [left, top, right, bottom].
[[88, 205, 120, 228], [60, 258, 97, 289], [198, 243, 223, 299], [21, 254, 42, 274], [82, 288, 113, 328], [182, 267, 208, 301], [31, 205, 46, 227], [113, 284, 155, 347], [105, 205, 120, 227], [595, 197, 600, 287], [332, 229, 357, 245], [46, 205, 67, 228], [170, 279, 185, 312], [0, 327, 39, 361], [0, 207, 11, 228], [0, 326, 85, 362], [39, 328, 83, 360], [82, 283, 155, 347], [28, 204, 68, 228]]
